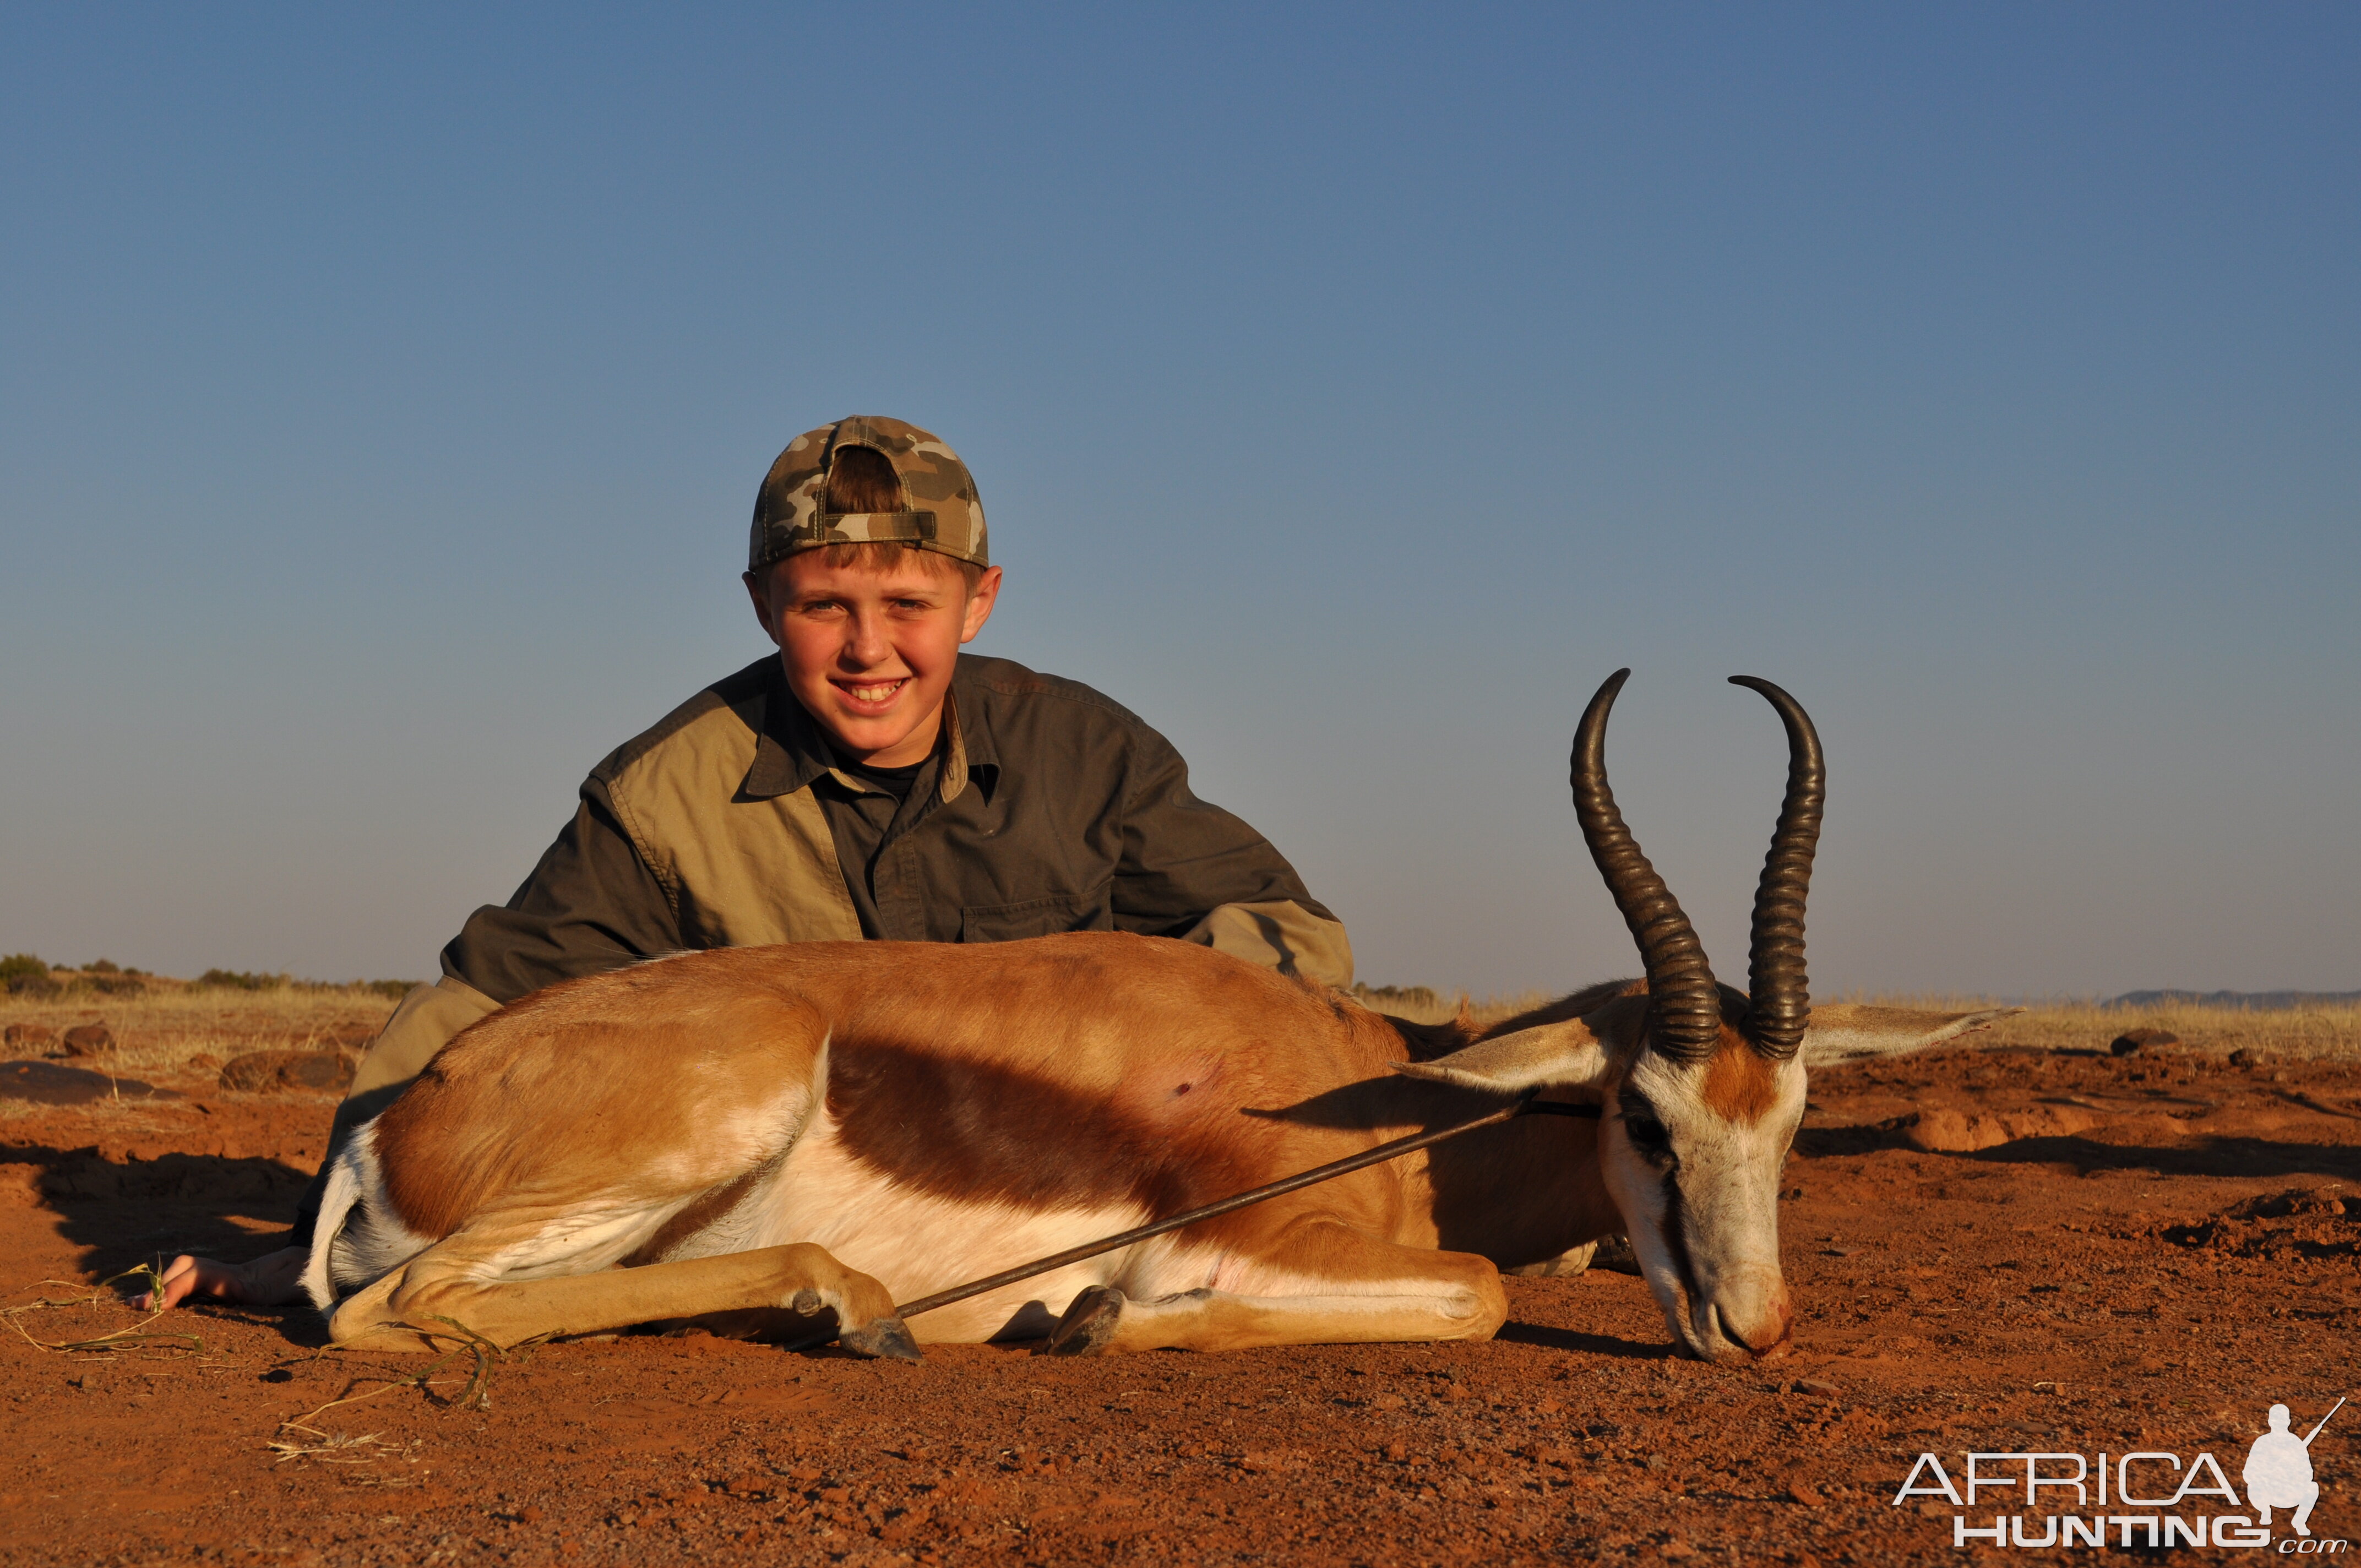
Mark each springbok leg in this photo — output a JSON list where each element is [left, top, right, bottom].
[[1042, 1218, 1507, 1355], [327, 1239, 918, 1360]]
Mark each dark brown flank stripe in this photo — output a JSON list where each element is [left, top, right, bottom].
[[824, 1041, 1264, 1223]]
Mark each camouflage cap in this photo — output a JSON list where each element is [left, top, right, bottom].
[[748, 416, 989, 573]]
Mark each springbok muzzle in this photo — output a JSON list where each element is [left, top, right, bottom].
[[1700, 1273, 1793, 1362]]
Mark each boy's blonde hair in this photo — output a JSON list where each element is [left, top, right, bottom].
[[785, 445, 984, 592]]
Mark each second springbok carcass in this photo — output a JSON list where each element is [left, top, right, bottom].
[[304, 670, 2004, 1363]]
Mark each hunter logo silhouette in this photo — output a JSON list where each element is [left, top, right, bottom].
[[1889, 1392, 2349, 1550], [2246, 1397, 2342, 1537]]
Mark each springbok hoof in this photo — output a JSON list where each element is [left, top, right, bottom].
[[1041, 1286, 1125, 1357], [839, 1316, 922, 1363]]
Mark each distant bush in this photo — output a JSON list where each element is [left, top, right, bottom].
[[192, 969, 415, 999], [1352, 982, 1441, 1012], [86, 959, 119, 974], [2, 954, 60, 997], [197, 968, 292, 992]]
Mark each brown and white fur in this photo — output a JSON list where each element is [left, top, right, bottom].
[[304, 671, 2006, 1364]]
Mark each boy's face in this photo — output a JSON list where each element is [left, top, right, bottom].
[[744, 551, 1002, 767]]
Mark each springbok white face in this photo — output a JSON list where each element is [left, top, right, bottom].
[[1604, 1030, 1808, 1359]]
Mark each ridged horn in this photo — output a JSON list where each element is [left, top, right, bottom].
[[1571, 669, 1722, 1058], [1729, 676, 1824, 1060]]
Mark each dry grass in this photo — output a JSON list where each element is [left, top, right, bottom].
[[1860, 993, 2361, 1063], [1357, 982, 2361, 1061], [1350, 984, 1554, 1030], [0, 979, 402, 1080]]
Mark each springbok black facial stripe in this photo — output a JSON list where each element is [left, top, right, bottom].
[[1615, 1091, 1705, 1339], [1660, 1167, 1702, 1331]]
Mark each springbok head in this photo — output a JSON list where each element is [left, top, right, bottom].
[[1401, 667, 1824, 1362]]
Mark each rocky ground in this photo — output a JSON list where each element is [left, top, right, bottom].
[[2, 1004, 2355, 1566]]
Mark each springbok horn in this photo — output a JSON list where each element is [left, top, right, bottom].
[[1571, 669, 1721, 1058], [1729, 676, 1824, 1060]]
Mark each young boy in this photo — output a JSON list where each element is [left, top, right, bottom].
[[148, 416, 1351, 1310]]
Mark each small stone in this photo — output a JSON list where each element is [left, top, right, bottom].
[[2111, 1027, 2178, 1057], [2228, 1047, 2265, 1068], [518, 1506, 545, 1525], [1788, 1481, 1825, 1506], [0, 1060, 179, 1105], [1903, 1104, 2095, 1152], [219, 1048, 357, 1093], [61, 1023, 116, 1057], [3, 1023, 57, 1049]]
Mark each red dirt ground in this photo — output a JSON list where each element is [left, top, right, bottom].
[[3, 1035, 2354, 1565]]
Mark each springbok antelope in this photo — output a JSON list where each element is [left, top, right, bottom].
[[305, 671, 2004, 1363]]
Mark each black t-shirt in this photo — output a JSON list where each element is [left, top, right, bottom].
[[832, 752, 928, 802], [824, 747, 941, 937]]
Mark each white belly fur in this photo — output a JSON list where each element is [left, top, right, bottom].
[[656, 1108, 1249, 1342]]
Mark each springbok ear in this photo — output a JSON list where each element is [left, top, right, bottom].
[[1803, 1004, 2022, 1064], [1391, 1020, 1612, 1095]]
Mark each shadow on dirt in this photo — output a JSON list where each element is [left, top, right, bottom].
[[1970, 1134, 2361, 1181], [3, 1142, 309, 1281], [1495, 1321, 1667, 1359], [1796, 1122, 2361, 1181]]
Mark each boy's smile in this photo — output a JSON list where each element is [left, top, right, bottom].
[[746, 550, 1003, 769], [840, 678, 909, 707]]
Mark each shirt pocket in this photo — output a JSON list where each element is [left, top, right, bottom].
[[957, 884, 1114, 943]]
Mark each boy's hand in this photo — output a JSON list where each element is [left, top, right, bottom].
[[138, 1245, 309, 1311]]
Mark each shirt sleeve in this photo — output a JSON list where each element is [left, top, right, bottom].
[[1107, 729, 1353, 986], [439, 774, 686, 1004]]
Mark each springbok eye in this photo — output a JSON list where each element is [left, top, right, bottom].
[[1618, 1097, 1675, 1166]]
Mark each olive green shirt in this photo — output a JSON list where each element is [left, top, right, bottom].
[[294, 652, 1351, 1242]]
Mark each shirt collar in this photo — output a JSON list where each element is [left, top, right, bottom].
[[741, 656, 997, 805]]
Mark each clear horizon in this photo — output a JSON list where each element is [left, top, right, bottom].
[[3, 6, 2355, 999]]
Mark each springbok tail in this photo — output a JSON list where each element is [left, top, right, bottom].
[[298, 1127, 372, 1314]]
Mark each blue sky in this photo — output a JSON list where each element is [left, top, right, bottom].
[[2, 4, 2354, 998]]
